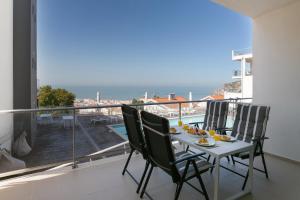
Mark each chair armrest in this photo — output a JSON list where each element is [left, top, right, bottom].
[[172, 153, 205, 165], [189, 121, 204, 125], [215, 127, 232, 135], [252, 136, 269, 142], [215, 127, 232, 131]]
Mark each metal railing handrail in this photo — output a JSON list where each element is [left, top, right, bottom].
[[0, 97, 252, 176], [0, 98, 253, 114], [87, 141, 129, 157]]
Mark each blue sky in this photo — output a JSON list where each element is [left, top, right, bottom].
[[37, 0, 252, 88]]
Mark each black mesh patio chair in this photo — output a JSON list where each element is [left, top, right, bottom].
[[140, 111, 211, 200], [215, 103, 271, 190], [121, 104, 149, 194], [189, 101, 229, 161]]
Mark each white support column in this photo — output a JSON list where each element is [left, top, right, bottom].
[[0, 0, 13, 150], [241, 58, 246, 98]]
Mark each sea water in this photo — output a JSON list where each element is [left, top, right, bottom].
[[54, 85, 216, 100]]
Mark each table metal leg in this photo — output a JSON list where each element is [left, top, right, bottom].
[[248, 147, 254, 192], [213, 156, 220, 200]]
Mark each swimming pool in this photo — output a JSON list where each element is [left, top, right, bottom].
[[109, 124, 128, 140], [110, 114, 233, 140]]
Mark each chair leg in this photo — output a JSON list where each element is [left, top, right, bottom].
[[136, 161, 150, 193], [175, 160, 190, 200], [226, 156, 230, 163], [231, 155, 235, 165], [140, 165, 154, 198], [175, 183, 179, 196], [192, 161, 209, 200], [122, 149, 134, 175], [185, 145, 190, 152], [174, 181, 184, 200], [210, 158, 216, 173], [242, 170, 249, 190], [207, 155, 211, 162], [197, 175, 209, 200], [261, 153, 269, 179]]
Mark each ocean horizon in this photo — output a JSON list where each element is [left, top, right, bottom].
[[53, 85, 218, 101]]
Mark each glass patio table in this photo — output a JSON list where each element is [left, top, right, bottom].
[[171, 126, 254, 200]]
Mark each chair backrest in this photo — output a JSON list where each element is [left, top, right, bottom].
[[140, 111, 180, 181], [231, 104, 270, 144], [121, 104, 146, 157], [202, 101, 229, 130]]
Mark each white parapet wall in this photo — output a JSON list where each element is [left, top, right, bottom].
[[0, 0, 13, 150], [253, 1, 300, 162], [242, 75, 252, 99]]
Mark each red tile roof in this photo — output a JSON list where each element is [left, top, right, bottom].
[[210, 95, 224, 100], [201, 95, 224, 101], [152, 96, 189, 109]]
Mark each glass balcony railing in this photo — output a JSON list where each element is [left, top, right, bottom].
[[0, 98, 252, 179]]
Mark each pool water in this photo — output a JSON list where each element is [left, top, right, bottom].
[[110, 114, 234, 140], [169, 115, 205, 126], [110, 124, 128, 140]]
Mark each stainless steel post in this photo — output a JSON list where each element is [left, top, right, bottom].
[[124, 144, 127, 155], [72, 109, 78, 169], [179, 102, 182, 121]]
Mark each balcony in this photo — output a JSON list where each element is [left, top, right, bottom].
[[1, 99, 243, 172], [231, 48, 252, 61], [1, 98, 299, 200], [232, 70, 241, 79], [0, 149, 299, 200]]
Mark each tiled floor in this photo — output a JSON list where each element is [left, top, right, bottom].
[[0, 152, 299, 200]]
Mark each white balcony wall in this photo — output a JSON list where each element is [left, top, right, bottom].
[[242, 75, 252, 98], [224, 91, 242, 99], [253, 1, 300, 162], [0, 0, 13, 150]]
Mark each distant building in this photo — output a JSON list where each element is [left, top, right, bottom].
[[224, 48, 253, 101], [196, 95, 224, 110], [141, 93, 193, 116], [200, 95, 224, 101]]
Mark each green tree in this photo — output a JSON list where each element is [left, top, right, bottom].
[[38, 85, 75, 107], [53, 88, 75, 106]]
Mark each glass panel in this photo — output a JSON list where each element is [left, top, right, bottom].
[[27, 110, 73, 167], [0, 109, 74, 176], [75, 107, 129, 164]]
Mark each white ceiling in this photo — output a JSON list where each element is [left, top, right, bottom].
[[213, 0, 297, 18]]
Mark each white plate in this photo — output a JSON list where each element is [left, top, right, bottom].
[[194, 138, 216, 147], [220, 135, 236, 142], [187, 133, 204, 138]]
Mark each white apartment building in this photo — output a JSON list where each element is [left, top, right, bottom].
[[224, 48, 253, 100], [216, 0, 300, 162]]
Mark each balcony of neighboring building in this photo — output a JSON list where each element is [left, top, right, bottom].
[[232, 70, 242, 79], [232, 48, 252, 61]]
